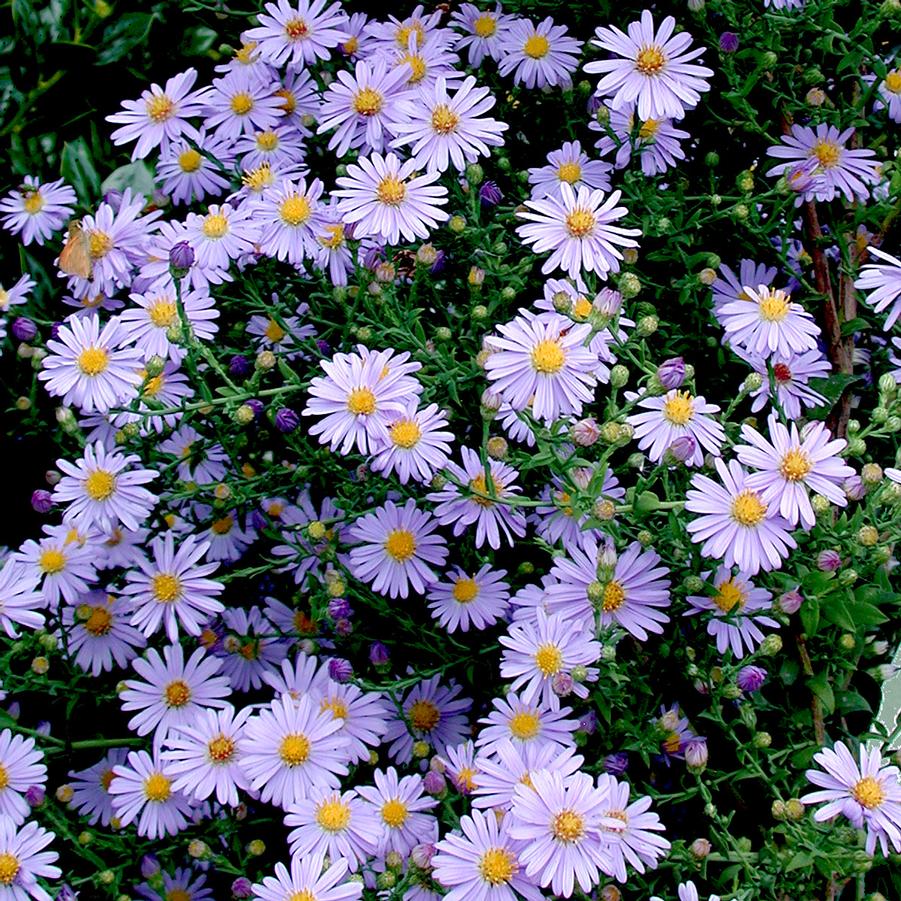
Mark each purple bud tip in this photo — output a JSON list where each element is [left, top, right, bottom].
[[719, 31, 739, 52], [328, 598, 353, 620], [275, 408, 300, 434], [30, 490, 54, 514], [778, 589, 804, 614], [657, 357, 686, 389], [316, 339, 332, 356], [551, 671, 574, 697], [668, 434, 697, 463], [231, 877, 253, 899], [229, 355, 252, 378], [479, 181, 503, 207], [422, 771, 446, 795], [369, 641, 390, 666], [334, 617, 353, 637], [328, 658, 353, 683], [603, 752, 629, 776], [168, 240, 195, 271], [25, 785, 45, 807], [737, 665, 767, 692], [245, 399, 264, 418], [817, 550, 842, 572], [11, 318, 37, 342], [140, 855, 161, 878]]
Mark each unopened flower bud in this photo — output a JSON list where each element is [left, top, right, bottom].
[[690, 838, 712, 860], [423, 770, 446, 796], [168, 240, 195, 274], [636, 314, 658, 336], [255, 350, 276, 371], [552, 671, 574, 698], [246, 840, 265, 856], [861, 463, 883, 485], [737, 665, 767, 692], [699, 267, 717, 286], [231, 877, 254, 899], [570, 418, 599, 447], [610, 364, 628, 388], [448, 215, 466, 233], [742, 372, 764, 392], [666, 435, 696, 464], [817, 549, 841, 571], [275, 408, 299, 433], [760, 634, 783, 656], [486, 436, 508, 460], [685, 738, 708, 773], [30, 490, 54, 514], [843, 475, 866, 500], [858, 525, 879, 547], [412, 740, 430, 758], [657, 357, 685, 390], [411, 842, 435, 870]]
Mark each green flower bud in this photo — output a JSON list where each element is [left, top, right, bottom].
[[449, 215, 467, 233], [760, 634, 783, 656], [610, 364, 629, 388], [839, 633, 856, 650], [847, 438, 867, 456], [784, 798, 804, 820], [465, 163, 484, 185], [733, 203, 750, 221], [847, 419, 861, 434], [683, 575, 704, 593], [873, 407, 889, 424], [743, 372, 763, 392], [736, 171, 754, 193], [858, 525, 879, 546], [500, 287, 516, 301], [886, 416, 901, 432], [637, 529, 653, 546], [839, 568, 858, 586], [619, 273, 641, 299], [705, 151, 720, 167], [636, 315, 658, 337], [435, 326, 452, 342], [471, 305, 489, 321], [145, 355, 165, 377], [878, 373, 897, 395]]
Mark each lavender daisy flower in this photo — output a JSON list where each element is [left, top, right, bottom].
[[334, 152, 449, 245], [736, 413, 854, 529], [158, 132, 234, 205], [347, 499, 447, 600], [137, 868, 213, 901], [369, 402, 454, 485], [733, 347, 830, 419], [528, 140, 612, 199], [627, 389, 725, 467], [303, 346, 423, 454], [875, 66, 901, 122], [184, 202, 260, 273], [364, 4, 447, 53], [234, 124, 307, 172], [428, 447, 527, 550], [685, 566, 778, 658], [711, 260, 778, 312], [252, 856, 362, 901], [801, 741, 901, 856], [652, 882, 722, 901], [120, 643, 231, 741], [387, 32, 464, 96], [161, 705, 253, 807], [590, 103, 690, 176], [586, 11, 712, 121], [285, 787, 381, 872], [499, 609, 600, 710], [596, 773, 670, 883], [0, 731, 46, 825], [39, 313, 143, 413], [548, 537, 671, 640], [15, 524, 98, 606], [246, 0, 348, 66], [855, 246, 901, 330], [241, 693, 350, 808], [122, 532, 224, 642], [0, 818, 60, 897], [53, 442, 158, 533], [106, 68, 205, 160], [258, 177, 325, 264], [202, 69, 286, 142], [433, 809, 543, 901], [476, 692, 579, 756], [0, 274, 35, 317], [389, 75, 508, 174], [686, 459, 797, 575], [426, 564, 510, 633], [69, 749, 129, 827], [484, 310, 598, 424], [0, 175, 76, 246], [109, 750, 194, 839], [357, 768, 438, 857], [766, 125, 880, 204], [718, 284, 820, 358], [158, 425, 228, 485], [508, 769, 609, 897], [383, 675, 472, 763], [216, 606, 288, 690], [62, 593, 146, 676], [450, 3, 514, 66], [516, 183, 640, 281], [317, 57, 409, 157], [0, 560, 44, 638], [498, 17, 583, 90]]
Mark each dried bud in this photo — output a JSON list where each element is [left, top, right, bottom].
[[486, 436, 508, 460], [861, 463, 883, 486]]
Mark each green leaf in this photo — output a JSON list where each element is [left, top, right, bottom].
[[806, 374, 861, 420], [61, 138, 100, 200], [840, 317, 871, 336], [97, 13, 157, 65], [101, 161, 155, 199], [785, 851, 814, 872], [807, 671, 835, 715], [800, 594, 820, 637]]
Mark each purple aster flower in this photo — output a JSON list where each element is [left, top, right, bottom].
[[333, 151, 449, 245], [157, 129, 234, 206], [686, 458, 797, 575], [0, 175, 76, 246], [591, 102, 690, 176], [275, 407, 300, 433], [389, 75, 508, 174], [736, 413, 854, 529], [450, 4, 515, 67], [252, 857, 361, 901], [498, 17, 583, 90], [245, 0, 348, 67], [479, 180, 503, 206], [855, 246, 901, 330], [476, 691, 578, 756], [328, 658, 353, 683], [0, 560, 44, 638], [427, 446, 527, 550], [685, 566, 778, 658], [604, 752, 629, 776], [369, 401, 454, 485], [801, 741, 901, 856], [30, 491, 53, 514], [733, 346, 830, 420], [0, 818, 60, 894], [356, 767, 437, 858], [63, 592, 146, 676], [11, 315, 36, 342], [426, 564, 510, 633], [516, 183, 641, 281], [766, 124, 881, 204], [817, 549, 842, 572], [202, 69, 286, 141], [528, 140, 613, 200], [585, 11, 712, 120], [657, 357, 685, 389], [347, 499, 448, 599], [711, 260, 778, 312], [257, 177, 326, 265]]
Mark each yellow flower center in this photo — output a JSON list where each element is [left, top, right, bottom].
[[400, 53, 428, 83], [280, 195, 312, 226], [167, 889, 191, 901], [287, 892, 315, 901], [146, 94, 175, 122], [853, 776, 885, 809], [84, 470, 116, 501], [84, 605, 113, 636], [284, 16, 309, 39], [636, 45, 666, 75], [211, 515, 234, 535], [256, 130, 280, 151], [431, 104, 460, 134], [203, 213, 230, 238], [77, 346, 109, 376], [779, 448, 812, 481], [572, 297, 593, 320], [176, 149, 203, 174], [316, 798, 352, 832], [813, 140, 841, 168], [235, 41, 257, 63], [758, 289, 791, 322], [409, 698, 441, 732], [263, 318, 286, 343], [524, 34, 550, 59], [279, 733, 311, 766], [0, 766, 8, 791], [353, 87, 384, 116], [100, 768, 116, 791], [509, 710, 541, 740], [531, 339, 566, 374], [230, 92, 254, 116], [534, 643, 563, 676], [385, 528, 416, 562], [320, 696, 349, 720], [151, 573, 183, 603], [885, 71, 901, 93], [603, 580, 626, 612], [477, 846, 516, 884], [243, 164, 275, 193], [319, 224, 345, 249], [347, 386, 377, 414], [0, 853, 20, 886], [731, 490, 767, 527], [38, 548, 66, 574], [552, 809, 585, 842], [639, 118, 661, 139], [149, 299, 177, 327], [341, 35, 359, 55], [557, 161, 582, 184], [470, 472, 501, 506], [143, 772, 172, 802], [396, 22, 426, 47], [207, 735, 235, 762], [164, 680, 191, 708], [713, 579, 746, 613], [143, 375, 164, 397], [473, 14, 497, 37], [22, 192, 44, 214], [452, 577, 479, 603], [390, 420, 421, 448], [89, 230, 113, 259], [381, 798, 409, 828], [663, 391, 695, 425], [376, 175, 407, 205], [565, 209, 595, 238]]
